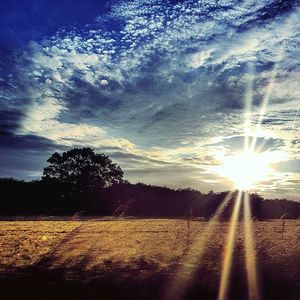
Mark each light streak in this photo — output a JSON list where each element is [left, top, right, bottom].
[[244, 192, 261, 300], [218, 191, 242, 300], [162, 192, 233, 300]]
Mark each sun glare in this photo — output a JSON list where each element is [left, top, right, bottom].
[[219, 150, 272, 190]]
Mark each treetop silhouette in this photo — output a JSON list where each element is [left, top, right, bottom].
[[43, 147, 124, 190]]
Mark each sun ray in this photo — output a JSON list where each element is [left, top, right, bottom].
[[162, 191, 233, 300], [243, 64, 254, 152], [218, 191, 242, 300], [243, 192, 261, 300], [249, 17, 294, 153], [249, 67, 277, 153]]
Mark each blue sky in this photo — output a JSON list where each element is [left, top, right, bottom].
[[0, 0, 299, 200]]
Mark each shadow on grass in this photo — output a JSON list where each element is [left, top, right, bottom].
[[1, 255, 299, 300]]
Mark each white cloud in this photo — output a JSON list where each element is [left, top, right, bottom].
[[187, 49, 212, 69], [100, 79, 109, 85]]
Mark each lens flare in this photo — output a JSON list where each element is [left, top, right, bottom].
[[162, 192, 233, 300], [218, 191, 242, 300], [219, 150, 272, 190], [244, 192, 261, 300]]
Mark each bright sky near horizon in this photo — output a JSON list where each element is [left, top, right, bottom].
[[0, 0, 299, 200]]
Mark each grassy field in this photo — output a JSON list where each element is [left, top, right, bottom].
[[0, 219, 299, 299]]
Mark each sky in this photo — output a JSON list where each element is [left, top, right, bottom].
[[0, 0, 299, 200]]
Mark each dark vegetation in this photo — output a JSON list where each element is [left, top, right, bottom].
[[2, 258, 299, 300], [1, 178, 299, 219], [0, 147, 299, 219]]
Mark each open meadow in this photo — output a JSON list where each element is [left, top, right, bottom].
[[0, 219, 299, 300]]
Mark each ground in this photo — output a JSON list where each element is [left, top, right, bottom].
[[0, 218, 299, 299]]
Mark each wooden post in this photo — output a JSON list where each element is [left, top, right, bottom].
[[280, 213, 287, 239], [185, 208, 193, 251], [281, 219, 285, 239], [187, 208, 192, 230]]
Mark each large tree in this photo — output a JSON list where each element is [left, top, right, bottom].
[[43, 148, 124, 190]]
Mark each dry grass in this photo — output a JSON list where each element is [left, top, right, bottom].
[[0, 221, 82, 270], [0, 219, 299, 299], [0, 219, 299, 272]]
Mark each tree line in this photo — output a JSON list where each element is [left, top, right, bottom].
[[0, 148, 299, 219]]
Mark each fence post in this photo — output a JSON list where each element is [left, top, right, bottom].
[[280, 213, 287, 239]]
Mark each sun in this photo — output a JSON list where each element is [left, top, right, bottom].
[[219, 150, 272, 190]]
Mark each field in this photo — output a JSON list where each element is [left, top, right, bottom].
[[0, 219, 299, 300]]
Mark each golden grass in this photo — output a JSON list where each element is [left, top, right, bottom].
[[0, 221, 82, 269], [0, 218, 299, 287]]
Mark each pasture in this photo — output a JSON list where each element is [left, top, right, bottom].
[[0, 219, 299, 299]]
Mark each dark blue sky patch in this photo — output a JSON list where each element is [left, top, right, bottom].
[[0, 110, 24, 135], [0, 133, 67, 179], [0, 133, 59, 150], [0, 0, 113, 48]]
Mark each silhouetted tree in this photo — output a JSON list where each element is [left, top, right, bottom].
[[43, 148, 124, 189], [42, 148, 124, 211]]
